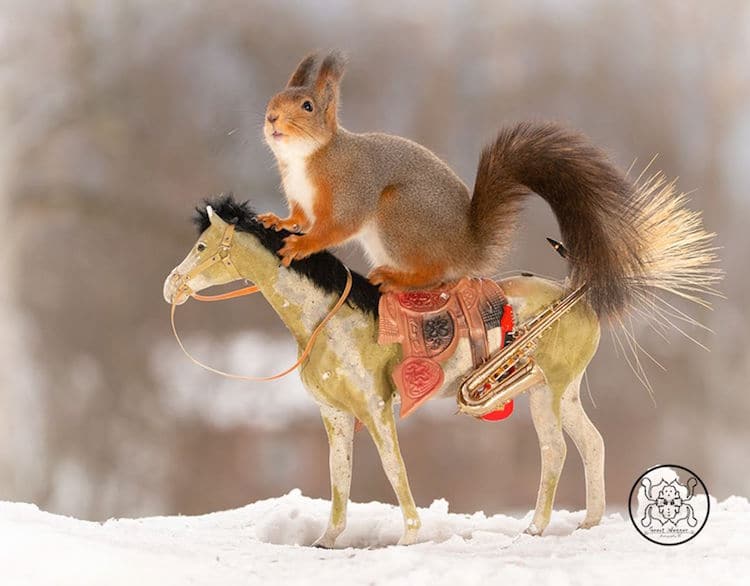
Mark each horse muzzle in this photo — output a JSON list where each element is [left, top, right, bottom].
[[163, 270, 192, 305]]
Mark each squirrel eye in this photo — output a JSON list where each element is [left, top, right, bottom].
[[302, 100, 313, 112], [196, 242, 207, 252]]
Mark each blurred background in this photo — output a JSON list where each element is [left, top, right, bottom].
[[0, 0, 748, 521]]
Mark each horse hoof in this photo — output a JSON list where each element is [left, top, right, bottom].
[[397, 530, 419, 546], [577, 518, 601, 530], [312, 534, 338, 549], [524, 522, 544, 536]]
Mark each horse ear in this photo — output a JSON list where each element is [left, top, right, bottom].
[[287, 53, 318, 88], [206, 205, 226, 228]]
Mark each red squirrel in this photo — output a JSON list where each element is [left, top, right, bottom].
[[260, 51, 644, 315]]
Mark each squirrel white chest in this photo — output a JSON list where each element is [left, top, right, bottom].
[[281, 159, 317, 221]]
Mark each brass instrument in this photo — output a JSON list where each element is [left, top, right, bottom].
[[457, 283, 588, 417]]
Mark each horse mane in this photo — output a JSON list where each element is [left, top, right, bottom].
[[193, 194, 381, 316]]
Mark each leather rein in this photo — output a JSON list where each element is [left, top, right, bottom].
[[170, 223, 353, 381]]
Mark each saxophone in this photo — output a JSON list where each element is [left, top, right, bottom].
[[457, 283, 587, 417], [458, 239, 587, 417]]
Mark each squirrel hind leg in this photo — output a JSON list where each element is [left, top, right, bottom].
[[368, 263, 448, 292]]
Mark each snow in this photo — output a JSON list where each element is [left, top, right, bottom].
[[1, 491, 748, 586]]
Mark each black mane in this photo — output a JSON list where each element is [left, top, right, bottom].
[[193, 194, 380, 316]]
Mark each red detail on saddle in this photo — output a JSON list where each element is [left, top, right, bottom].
[[482, 304, 516, 421], [397, 291, 449, 312], [394, 357, 445, 416], [501, 303, 514, 333]]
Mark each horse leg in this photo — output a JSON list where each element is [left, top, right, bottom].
[[526, 384, 567, 536], [365, 401, 421, 545], [313, 405, 355, 548], [560, 373, 606, 529]]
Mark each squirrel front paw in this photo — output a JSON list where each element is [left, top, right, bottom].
[[258, 212, 308, 233], [258, 212, 293, 232], [278, 234, 319, 266], [257, 212, 282, 230]]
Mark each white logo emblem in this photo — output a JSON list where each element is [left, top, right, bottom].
[[628, 465, 709, 545]]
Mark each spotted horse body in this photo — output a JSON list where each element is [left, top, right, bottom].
[[164, 197, 607, 547]]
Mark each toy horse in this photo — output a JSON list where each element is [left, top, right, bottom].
[[164, 177, 718, 547]]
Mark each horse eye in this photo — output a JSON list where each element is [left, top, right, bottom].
[[196, 242, 207, 252], [302, 100, 313, 112]]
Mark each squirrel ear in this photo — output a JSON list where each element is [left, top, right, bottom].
[[287, 53, 318, 88], [313, 50, 347, 99], [314, 51, 347, 126]]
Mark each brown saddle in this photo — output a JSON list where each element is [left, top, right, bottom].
[[378, 278, 513, 418]]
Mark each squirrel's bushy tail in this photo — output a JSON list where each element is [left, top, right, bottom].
[[469, 122, 721, 318]]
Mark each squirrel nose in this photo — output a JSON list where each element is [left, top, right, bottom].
[[267, 113, 279, 123]]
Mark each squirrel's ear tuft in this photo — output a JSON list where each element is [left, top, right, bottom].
[[314, 50, 347, 97], [287, 52, 318, 88], [314, 51, 347, 127]]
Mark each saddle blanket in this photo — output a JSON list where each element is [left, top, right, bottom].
[[378, 278, 514, 419]]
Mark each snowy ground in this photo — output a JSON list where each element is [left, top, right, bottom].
[[1, 491, 748, 586]]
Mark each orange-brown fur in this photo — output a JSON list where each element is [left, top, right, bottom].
[[264, 52, 479, 291], [277, 172, 360, 266], [261, 51, 693, 315], [368, 263, 448, 291]]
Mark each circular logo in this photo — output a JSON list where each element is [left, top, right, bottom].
[[628, 464, 710, 545]]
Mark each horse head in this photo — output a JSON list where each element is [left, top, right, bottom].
[[163, 205, 241, 305]]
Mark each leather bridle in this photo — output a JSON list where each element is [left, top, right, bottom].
[[170, 222, 352, 381]]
